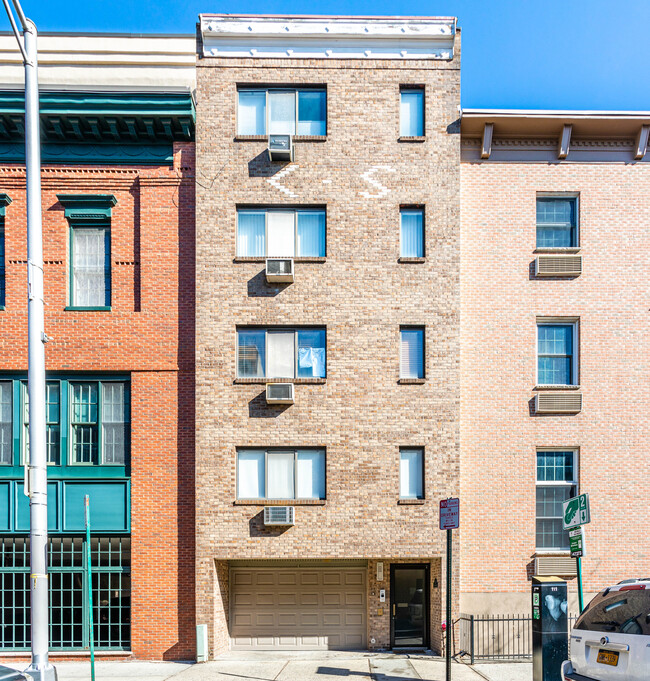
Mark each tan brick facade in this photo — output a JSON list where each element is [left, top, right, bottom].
[[459, 139, 650, 614], [195, 28, 461, 654]]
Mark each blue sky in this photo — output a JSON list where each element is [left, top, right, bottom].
[[7, 0, 650, 110]]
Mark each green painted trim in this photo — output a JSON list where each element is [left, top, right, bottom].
[[0, 193, 11, 217], [64, 306, 112, 312], [0, 142, 174, 165], [57, 194, 116, 219]]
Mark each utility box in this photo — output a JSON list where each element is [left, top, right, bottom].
[[196, 623, 208, 662], [532, 576, 568, 681]]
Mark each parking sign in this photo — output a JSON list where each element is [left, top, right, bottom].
[[440, 498, 459, 530]]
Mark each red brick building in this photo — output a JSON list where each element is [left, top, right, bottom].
[[0, 34, 196, 660]]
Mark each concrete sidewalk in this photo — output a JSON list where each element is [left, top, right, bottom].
[[1, 654, 532, 681]]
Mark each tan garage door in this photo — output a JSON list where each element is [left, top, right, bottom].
[[230, 567, 366, 650]]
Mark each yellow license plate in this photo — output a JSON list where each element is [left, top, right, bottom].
[[597, 650, 619, 666]]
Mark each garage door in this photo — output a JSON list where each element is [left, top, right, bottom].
[[230, 567, 366, 650]]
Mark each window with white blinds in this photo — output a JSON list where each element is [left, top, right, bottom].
[[400, 327, 424, 379], [71, 225, 110, 308], [400, 448, 424, 499], [237, 448, 326, 500]]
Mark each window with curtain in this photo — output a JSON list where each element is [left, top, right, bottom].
[[536, 450, 577, 550], [237, 328, 326, 379], [237, 448, 326, 500], [400, 88, 424, 137], [536, 197, 577, 248], [71, 224, 110, 308], [400, 448, 424, 499], [0, 381, 11, 464], [538, 323, 575, 385], [237, 209, 326, 258], [400, 327, 424, 379], [237, 88, 327, 135], [400, 208, 424, 258]]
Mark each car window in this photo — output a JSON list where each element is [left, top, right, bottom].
[[575, 590, 650, 636]]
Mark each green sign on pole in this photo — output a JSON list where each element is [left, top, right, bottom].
[[563, 493, 590, 530], [569, 526, 585, 558]]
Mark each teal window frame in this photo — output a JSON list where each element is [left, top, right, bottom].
[[57, 194, 116, 311], [0, 375, 129, 476], [0, 535, 131, 651], [0, 193, 11, 309]]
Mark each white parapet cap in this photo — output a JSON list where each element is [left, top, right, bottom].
[[0, 33, 196, 92], [199, 14, 457, 60]]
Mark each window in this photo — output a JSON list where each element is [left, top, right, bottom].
[[238, 89, 327, 136], [0, 381, 11, 464], [237, 328, 326, 379], [400, 208, 424, 258], [537, 322, 577, 386], [237, 209, 326, 258], [575, 588, 650, 636], [71, 381, 128, 465], [536, 197, 578, 248], [0, 217, 5, 307], [536, 450, 577, 550], [400, 448, 423, 499], [400, 88, 424, 137], [400, 327, 424, 379], [70, 224, 110, 308], [22, 381, 61, 465], [237, 448, 326, 500]]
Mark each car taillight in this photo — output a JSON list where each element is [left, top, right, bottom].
[[620, 584, 646, 591]]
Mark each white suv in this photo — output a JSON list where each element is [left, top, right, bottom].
[[562, 579, 650, 681]]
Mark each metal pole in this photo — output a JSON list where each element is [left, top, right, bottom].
[[446, 528, 452, 681], [0, 2, 57, 679], [85, 496, 96, 681], [576, 557, 584, 612]]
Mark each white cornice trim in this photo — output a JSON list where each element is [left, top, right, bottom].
[[199, 15, 456, 60]]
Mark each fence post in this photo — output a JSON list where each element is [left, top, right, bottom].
[[470, 614, 475, 665]]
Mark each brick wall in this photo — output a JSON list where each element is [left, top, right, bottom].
[[195, 48, 461, 653], [460, 160, 650, 610], [0, 141, 196, 659]]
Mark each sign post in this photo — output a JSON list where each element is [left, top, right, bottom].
[[440, 498, 459, 681], [563, 494, 590, 612]]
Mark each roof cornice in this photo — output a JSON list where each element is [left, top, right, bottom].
[[199, 15, 456, 61]]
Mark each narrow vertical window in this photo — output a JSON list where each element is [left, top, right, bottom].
[[237, 329, 266, 378], [267, 211, 295, 257], [297, 329, 326, 378], [267, 330, 295, 378], [71, 383, 99, 464], [71, 225, 110, 308], [0, 218, 5, 307], [268, 91, 296, 135], [267, 451, 295, 499], [238, 90, 266, 135], [297, 90, 326, 135], [536, 197, 577, 248], [400, 327, 424, 379], [296, 450, 326, 499], [237, 211, 266, 257], [400, 88, 424, 137], [400, 208, 424, 258], [400, 448, 424, 499], [536, 450, 577, 550], [0, 381, 12, 464], [237, 450, 265, 499], [538, 323, 575, 385], [23, 381, 60, 465], [296, 210, 326, 257], [102, 382, 128, 465]]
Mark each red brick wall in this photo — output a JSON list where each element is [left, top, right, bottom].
[[460, 160, 650, 609], [0, 141, 196, 659]]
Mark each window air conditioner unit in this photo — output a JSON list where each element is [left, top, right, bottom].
[[264, 506, 295, 526], [535, 254, 582, 277], [268, 134, 294, 162], [266, 258, 294, 283], [535, 392, 582, 414], [535, 555, 577, 577], [266, 383, 294, 405]]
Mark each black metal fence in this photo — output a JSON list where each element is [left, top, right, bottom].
[[455, 612, 579, 663]]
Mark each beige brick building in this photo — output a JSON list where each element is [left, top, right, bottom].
[[460, 111, 650, 617], [195, 15, 461, 655]]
